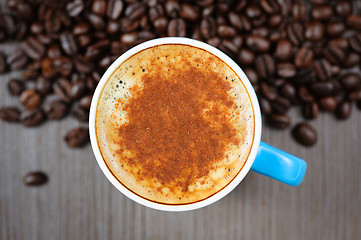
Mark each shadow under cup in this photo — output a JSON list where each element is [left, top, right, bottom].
[[89, 37, 305, 212]]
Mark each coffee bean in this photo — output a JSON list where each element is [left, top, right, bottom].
[[125, 2, 146, 21], [79, 95, 93, 110], [64, 127, 89, 148], [298, 87, 314, 102], [87, 13, 105, 30], [92, 0, 106, 16], [349, 33, 361, 53], [35, 77, 52, 95], [70, 104, 89, 122], [281, 83, 296, 102], [40, 58, 55, 79], [47, 44, 62, 59], [323, 45, 345, 65], [219, 40, 238, 57], [293, 68, 316, 86], [329, 37, 349, 50], [238, 49, 255, 66], [0, 53, 7, 73], [311, 5, 333, 20], [311, 81, 338, 97], [21, 37, 45, 61], [77, 34, 92, 48], [244, 68, 258, 85], [8, 79, 24, 96], [259, 97, 272, 115], [275, 39, 293, 61], [246, 35, 270, 53], [305, 21, 324, 42], [0, 107, 20, 122], [60, 32, 78, 56], [326, 21, 345, 37], [292, 2, 306, 21], [272, 97, 291, 114], [200, 17, 216, 39], [20, 109, 45, 127], [335, 1, 352, 17], [23, 171, 48, 186], [53, 57, 73, 77], [347, 15, 361, 31], [43, 100, 68, 120], [217, 25, 237, 38], [267, 114, 290, 129], [303, 102, 319, 120], [255, 54, 275, 78], [20, 90, 41, 110], [344, 53, 360, 68], [348, 89, 361, 101], [277, 63, 296, 78], [69, 82, 87, 100], [6, 50, 28, 70], [286, 22, 304, 46], [72, 22, 90, 36], [53, 78, 72, 103], [319, 96, 338, 111], [66, 0, 84, 17], [292, 123, 317, 146], [341, 73, 361, 90], [259, 0, 279, 15], [107, 0, 123, 19], [1, 14, 17, 36], [294, 47, 313, 68], [336, 101, 351, 119], [30, 22, 43, 35], [260, 82, 278, 100], [269, 14, 282, 27], [168, 18, 186, 37], [74, 55, 93, 74], [312, 59, 333, 81]]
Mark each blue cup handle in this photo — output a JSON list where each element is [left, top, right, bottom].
[[250, 141, 307, 186]]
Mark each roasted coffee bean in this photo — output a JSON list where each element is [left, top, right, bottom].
[[292, 123, 317, 146], [64, 127, 89, 148], [8, 79, 24, 96], [107, 0, 123, 19], [77, 34, 92, 48], [153, 17, 168, 33], [168, 18, 186, 37], [74, 56, 93, 74], [200, 17, 216, 39], [92, 0, 106, 16], [292, 2, 306, 21], [53, 57, 73, 77], [303, 102, 319, 120], [69, 82, 87, 100], [259, 0, 279, 15], [219, 40, 238, 57], [267, 114, 290, 129], [326, 21, 345, 37], [272, 97, 291, 114], [275, 39, 293, 61], [217, 25, 237, 38], [259, 97, 272, 115], [30, 22, 43, 35], [79, 95, 93, 109], [120, 17, 139, 33], [319, 96, 338, 111], [0, 107, 20, 122], [277, 63, 296, 78], [99, 56, 112, 70], [311, 5, 333, 20], [20, 109, 45, 127], [70, 104, 89, 122], [336, 101, 351, 119], [286, 22, 304, 46], [323, 45, 345, 65], [348, 89, 361, 101], [66, 0, 84, 17], [21, 37, 45, 60], [244, 68, 258, 85], [125, 2, 146, 21], [87, 13, 105, 30], [14, 2, 33, 21], [179, 3, 199, 21], [347, 15, 361, 31], [269, 14, 282, 27], [228, 12, 242, 30], [0, 53, 7, 73], [60, 32, 78, 56], [329, 37, 349, 50], [278, 0, 292, 16], [260, 82, 278, 100], [281, 83, 296, 101], [43, 100, 68, 120], [238, 49, 255, 66], [341, 73, 361, 90], [349, 33, 361, 53], [255, 54, 275, 79], [40, 58, 56, 79], [107, 20, 120, 35], [47, 44, 61, 59], [312, 59, 332, 81], [294, 47, 313, 68], [53, 78, 72, 103], [35, 77, 52, 95], [20, 90, 41, 110], [23, 171, 48, 186], [246, 35, 270, 52], [1, 14, 17, 36], [293, 68, 316, 86], [298, 86, 314, 102], [305, 21, 324, 42], [311, 81, 337, 97], [84, 39, 110, 61], [335, 1, 352, 17], [344, 53, 360, 68], [73, 22, 90, 36], [165, 0, 180, 18]]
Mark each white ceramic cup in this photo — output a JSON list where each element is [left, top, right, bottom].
[[89, 37, 306, 212]]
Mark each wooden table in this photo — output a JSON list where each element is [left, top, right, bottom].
[[1, 32, 361, 240]]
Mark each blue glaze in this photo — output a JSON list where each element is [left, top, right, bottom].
[[250, 142, 307, 186]]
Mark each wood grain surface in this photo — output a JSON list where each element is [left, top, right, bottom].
[[1, 22, 361, 240]]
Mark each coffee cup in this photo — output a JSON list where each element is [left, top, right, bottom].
[[89, 37, 307, 211]]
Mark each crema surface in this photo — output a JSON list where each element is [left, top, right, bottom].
[[96, 44, 255, 204]]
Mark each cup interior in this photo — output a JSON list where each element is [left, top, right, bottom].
[[89, 37, 262, 211]]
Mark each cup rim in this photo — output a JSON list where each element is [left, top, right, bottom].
[[89, 37, 262, 212]]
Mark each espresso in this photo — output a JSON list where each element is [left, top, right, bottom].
[[95, 44, 255, 204]]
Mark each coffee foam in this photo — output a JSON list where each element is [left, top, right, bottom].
[[96, 44, 255, 204]]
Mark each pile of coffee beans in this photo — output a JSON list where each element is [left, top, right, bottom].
[[1, 0, 361, 152]]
